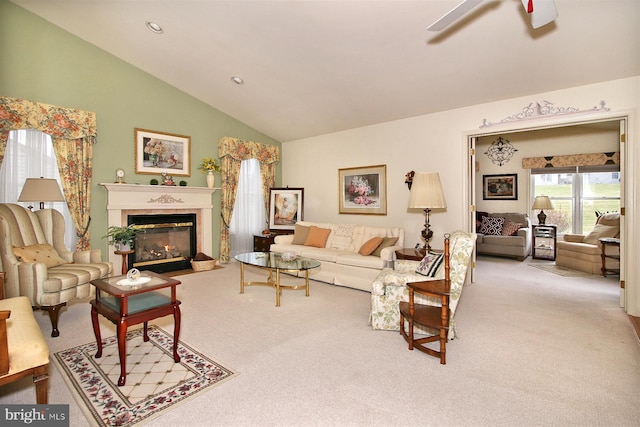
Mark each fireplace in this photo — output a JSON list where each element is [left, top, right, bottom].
[[128, 213, 197, 273], [100, 183, 217, 275]]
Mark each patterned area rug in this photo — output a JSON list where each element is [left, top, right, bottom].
[[53, 326, 236, 426], [528, 263, 596, 277]]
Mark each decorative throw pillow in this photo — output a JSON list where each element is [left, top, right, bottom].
[[358, 237, 384, 256], [328, 224, 354, 250], [291, 224, 311, 245], [304, 226, 331, 248], [372, 236, 399, 257], [479, 216, 505, 236], [12, 243, 68, 268], [501, 219, 523, 236], [476, 211, 489, 232], [583, 224, 620, 245], [415, 251, 445, 277]]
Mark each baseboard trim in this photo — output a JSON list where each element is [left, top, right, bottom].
[[629, 315, 640, 341]]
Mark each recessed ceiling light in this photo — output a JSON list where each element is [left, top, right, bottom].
[[231, 76, 244, 85], [146, 21, 164, 34]]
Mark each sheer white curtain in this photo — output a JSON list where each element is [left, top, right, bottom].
[[0, 129, 77, 250], [229, 158, 266, 257]]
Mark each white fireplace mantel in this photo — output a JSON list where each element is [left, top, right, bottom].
[[100, 183, 217, 271]]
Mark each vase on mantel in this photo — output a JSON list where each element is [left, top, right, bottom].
[[206, 170, 215, 188]]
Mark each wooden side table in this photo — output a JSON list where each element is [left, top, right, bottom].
[[253, 234, 276, 252], [599, 237, 620, 277], [114, 249, 135, 275], [253, 230, 294, 252], [395, 248, 426, 261], [90, 271, 181, 386]]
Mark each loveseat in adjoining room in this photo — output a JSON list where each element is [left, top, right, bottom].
[[270, 221, 404, 292], [475, 212, 532, 260]]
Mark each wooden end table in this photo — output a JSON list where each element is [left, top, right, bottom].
[[599, 237, 620, 277], [90, 271, 181, 386], [395, 248, 427, 261]]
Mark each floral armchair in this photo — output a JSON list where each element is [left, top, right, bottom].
[[369, 230, 476, 339]]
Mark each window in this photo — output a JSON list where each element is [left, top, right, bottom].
[[531, 166, 620, 234], [0, 129, 77, 249], [229, 158, 266, 256]]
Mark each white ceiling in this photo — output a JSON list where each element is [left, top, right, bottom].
[[10, 0, 640, 142]]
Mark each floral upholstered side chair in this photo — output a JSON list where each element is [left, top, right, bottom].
[[369, 230, 476, 340]]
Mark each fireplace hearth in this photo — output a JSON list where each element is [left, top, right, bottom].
[[128, 213, 197, 273]]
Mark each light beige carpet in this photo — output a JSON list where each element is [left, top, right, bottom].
[[2, 259, 639, 426], [528, 262, 596, 277]]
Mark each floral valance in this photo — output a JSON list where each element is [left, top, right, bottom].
[[522, 152, 619, 169], [218, 137, 279, 164], [0, 97, 97, 141]]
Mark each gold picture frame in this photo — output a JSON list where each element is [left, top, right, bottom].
[[134, 128, 191, 176], [338, 164, 387, 215]]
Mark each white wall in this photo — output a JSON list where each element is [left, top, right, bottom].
[[282, 76, 640, 316]]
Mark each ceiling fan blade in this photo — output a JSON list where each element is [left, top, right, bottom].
[[521, 0, 558, 29], [427, 0, 484, 31]]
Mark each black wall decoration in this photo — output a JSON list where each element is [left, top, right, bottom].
[[484, 137, 518, 167]]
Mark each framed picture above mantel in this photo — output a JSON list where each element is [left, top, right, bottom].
[[134, 128, 191, 176], [482, 173, 518, 200]]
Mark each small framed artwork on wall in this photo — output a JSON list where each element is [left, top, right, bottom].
[[483, 173, 518, 200]]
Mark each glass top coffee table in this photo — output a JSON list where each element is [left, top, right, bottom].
[[234, 252, 320, 306]]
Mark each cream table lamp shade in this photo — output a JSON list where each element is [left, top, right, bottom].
[[18, 177, 65, 210]]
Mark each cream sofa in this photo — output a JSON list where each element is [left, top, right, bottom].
[[556, 212, 620, 274], [270, 221, 404, 292]]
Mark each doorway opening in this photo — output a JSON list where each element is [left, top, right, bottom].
[[466, 114, 627, 308]]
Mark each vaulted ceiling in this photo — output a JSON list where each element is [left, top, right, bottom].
[[10, 0, 640, 142]]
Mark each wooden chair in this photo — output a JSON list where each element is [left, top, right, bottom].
[[0, 272, 50, 403], [399, 235, 452, 364]]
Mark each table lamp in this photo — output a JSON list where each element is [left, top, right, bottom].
[[532, 195, 553, 225], [18, 177, 65, 210], [408, 172, 447, 252]]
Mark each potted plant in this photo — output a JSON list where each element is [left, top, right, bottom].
[[103, 225, 138, 251]]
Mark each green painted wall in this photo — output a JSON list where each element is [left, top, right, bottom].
[[0, 0, 282, 258]]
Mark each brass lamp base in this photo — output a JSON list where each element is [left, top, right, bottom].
[[421, 208, 433, 252]]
